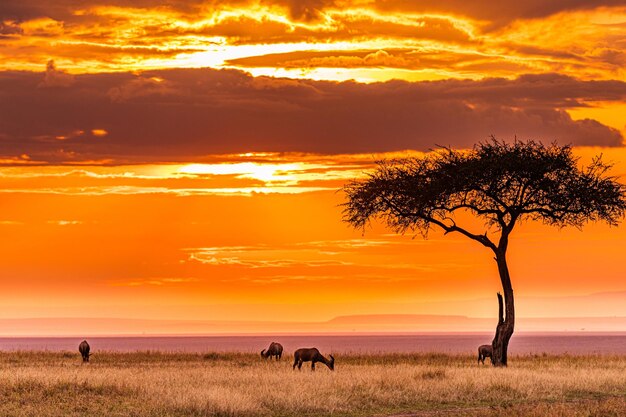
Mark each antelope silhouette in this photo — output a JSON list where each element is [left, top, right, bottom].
[[79, 340, 91, 363], [293, 348, 334, 371], [478, 344, 493, 365], [261, 342, 283, 360]]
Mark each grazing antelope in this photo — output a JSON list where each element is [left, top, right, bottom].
[[261, 342, 283, 360], [293, 348, 334, 371], [79, 340, 91, 363], [478, 344, 493, 365]]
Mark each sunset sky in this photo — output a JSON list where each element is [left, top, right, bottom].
[[1, 0, 625, 333]]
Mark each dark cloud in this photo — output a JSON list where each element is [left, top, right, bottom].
[[0, 0, 336, 24], [371, 0, 625, 28], [39, 60, 74, 88], [0, 20, 22, 38], [1, 0, 621, 25], [268, 0, 336, 20], [0, 67, 623, 164], [0, 0, 207, 21]]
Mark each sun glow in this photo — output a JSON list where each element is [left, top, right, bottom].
[[179, 162, 303, 182], [1, 0, 626, 330]]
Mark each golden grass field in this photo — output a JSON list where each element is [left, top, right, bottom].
[[0, 351, 625, 416]]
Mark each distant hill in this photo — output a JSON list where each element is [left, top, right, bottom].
[[328, 314, 626, 332], [0, 314, 625, 336]]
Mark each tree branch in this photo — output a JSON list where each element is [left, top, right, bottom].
[[429, 217, 497, 252], [379, 196, 497, 252], [432, 203, 501, 217]]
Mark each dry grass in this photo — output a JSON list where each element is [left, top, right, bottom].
[[0, 351, 625, 416]]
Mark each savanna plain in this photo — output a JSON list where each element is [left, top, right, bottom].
[[1, 351, 625, 417]]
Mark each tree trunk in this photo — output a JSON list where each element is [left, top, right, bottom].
[[491, 251, 515, 366]]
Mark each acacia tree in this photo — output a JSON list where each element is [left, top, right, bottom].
[[343, 140, 625, 366]]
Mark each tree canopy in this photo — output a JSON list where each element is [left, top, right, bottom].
[[343, 139, 625, 254], [343, 139, 625, 366]]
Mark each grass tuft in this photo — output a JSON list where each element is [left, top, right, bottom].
[[419, 369, 446, 380]]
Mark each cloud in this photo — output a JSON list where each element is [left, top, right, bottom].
[[0, 185, 334, 196], [0, 20, 22, 38], [0, 67, 624, 164], [227, 48, 516, 73], [39, 60, 74, 87], [229, 49, 415, 69], [1, 0, 620, 25], [1, 2, 624, 82], [369, 0, 625, 28], [111, 277, 199, 287], [186, 245, 355, 269], [184, 239, 466, 282], [0, 220, 23, 225], [0, 153, 377, 196], [47, 220, 83, 226], [193, 13, 473, 44]]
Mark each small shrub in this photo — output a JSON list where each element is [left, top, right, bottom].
[[203, 352, 220, 361]]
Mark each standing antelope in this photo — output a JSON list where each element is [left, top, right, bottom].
[[261, 342, 283, 360], [293, 348, 334, 371], [79, 340, 91, 363], [478, 344, 493, 365]]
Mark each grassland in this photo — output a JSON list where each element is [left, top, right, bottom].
[[0, 351, 625, 416]]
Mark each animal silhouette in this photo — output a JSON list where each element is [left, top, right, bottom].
[[261, 342, 283, 360], [293, 347, 334, 371], [79, 340, 91, 363], [478, 344, 493, 365]]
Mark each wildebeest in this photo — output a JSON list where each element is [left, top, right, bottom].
[[261, 342, 283, 360], [79, 340, 91, 363], [293, 347, 334, 371], [478, 344, 493, 365]]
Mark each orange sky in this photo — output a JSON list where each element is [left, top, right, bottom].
[[0, 0, 625, 332]]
